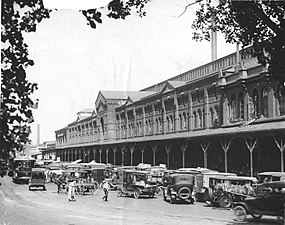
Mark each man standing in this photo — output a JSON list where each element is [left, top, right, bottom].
[[102, 180, 110, 201]]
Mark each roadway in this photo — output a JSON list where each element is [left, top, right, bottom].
[[0, 177, 280, 225]]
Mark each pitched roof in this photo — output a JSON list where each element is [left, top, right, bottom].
[[100, 90, 155, 101], [167, 81, 186, 88]]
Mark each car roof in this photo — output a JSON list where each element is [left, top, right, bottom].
[[211, 175, 257, 182], [257, 172, 285, 177], [31, 168, 45, 172], [257, 181, 285, 188]]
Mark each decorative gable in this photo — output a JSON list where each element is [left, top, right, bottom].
[[161, 81, 175, 94], [96, 100, 107, 113]]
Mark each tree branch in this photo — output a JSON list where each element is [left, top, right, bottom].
[[178, 0, 203, 18]]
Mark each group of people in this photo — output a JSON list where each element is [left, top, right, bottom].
[[67, 179, 110, 202]]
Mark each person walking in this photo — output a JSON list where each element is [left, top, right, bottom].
[[102, 180, 110, 201], [68, 180, 76, 201]]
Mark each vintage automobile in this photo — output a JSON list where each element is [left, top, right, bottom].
[[233, 181, 285, 224], [257, 172, 285, 183], [117, 170, 157, 199], [196, 172, 237, 202], [162, 173, 195, 204], [205, 175, 257, 208], [29, 168, 46, 191]]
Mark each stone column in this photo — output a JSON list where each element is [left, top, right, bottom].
[[165, 145, 171, 168]]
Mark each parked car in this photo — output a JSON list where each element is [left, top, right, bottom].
[[117, 170, 157, 199], [205, 175, 257, 208], [162, 173, 195, 204], [233, 181, 285, 224], [29, 168, 46, 191], [196, 172, 236, 203], [257, 172, 285, 183]]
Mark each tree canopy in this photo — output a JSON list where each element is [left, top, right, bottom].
[[192, 0, 285, 94], [1, 0, 50, 164], [1, 0, 149, 171]]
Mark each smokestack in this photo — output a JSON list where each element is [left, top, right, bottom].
[[211, 29, 217, 61], [37, 124, 40, 145]]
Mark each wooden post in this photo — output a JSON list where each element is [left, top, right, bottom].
[[165, 145, 172, 168], [151, 144, 158, 166], [274, 137, 285, 172], [245, 138, 258, 177], [180, 143, 188, 168], [200, 142, 210, 168], [129, 145, 135, 166], [220, 140, 232, 173]]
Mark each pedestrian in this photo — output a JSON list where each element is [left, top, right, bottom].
[[68, 180, 76, 201], [102, 180, 110, 201]]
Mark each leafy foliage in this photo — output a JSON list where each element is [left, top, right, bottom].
[[1, 0, 50, 162], [82, 0, 150, 29], [192, 0, 285, 93]]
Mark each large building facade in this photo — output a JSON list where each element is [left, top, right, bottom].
[[51, 49, 285, 176]]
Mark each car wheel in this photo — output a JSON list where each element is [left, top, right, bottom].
[[251, 214, 262, 219], [234, 206, 247, 222], [277, 210, 284, 224], [117, 189, 123, 197], [163, 190, 167, 201], [204, 188, 213, 202], [219, 195, 232, 208], [149, 193, 155, 198], [134, 189, 140, 199], [156, 186, 164, 196]]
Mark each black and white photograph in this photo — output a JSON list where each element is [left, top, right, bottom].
[[1, 0, 285, 224]]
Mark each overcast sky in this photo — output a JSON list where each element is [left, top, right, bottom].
[[24, 0, 236, 144]]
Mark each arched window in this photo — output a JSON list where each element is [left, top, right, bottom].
[[210, 108, 214, 127], [183, 112, 187, 130], [166, 116, 170, 132], [145, 120, 148, 135], [148, 119, 152, 134], [198, 109, 202, 128], [230, 94, 236, 122], [155, 119, 158, 134], [261, 87, 268, 117], [253, 89, 259, 118], [193, 111, 197, 128], [215, 105, 219, 126], [179, 114, 183, 130], [202, 109, 206, 128], [170, 115, 174, 131], [238, 92, 244, 120]]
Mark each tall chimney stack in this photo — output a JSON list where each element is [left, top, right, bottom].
[[211, 17, 217, 61], [37, 124, 40, 146]]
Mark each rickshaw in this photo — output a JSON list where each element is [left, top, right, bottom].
[[206, 175, 257, 208], [29, 168, 46, 191], [233, 181, 285, 224], [117, 170, 157, 199]]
